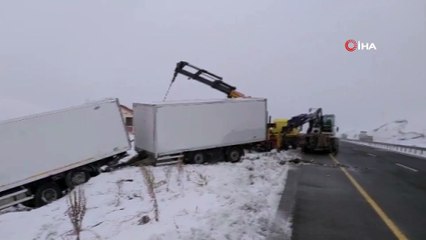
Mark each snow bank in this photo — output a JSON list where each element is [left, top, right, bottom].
[[0, 151, 293, 240]]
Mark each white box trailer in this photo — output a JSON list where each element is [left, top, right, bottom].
[[0, 98, 131, 209], [133, 98, 267, 165]]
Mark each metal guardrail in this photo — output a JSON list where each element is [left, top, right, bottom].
[[342, 139, 426, 159]]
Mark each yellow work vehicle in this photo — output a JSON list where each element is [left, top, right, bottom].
[[281, 108, 339, 154], [268, 118, 301, 150]]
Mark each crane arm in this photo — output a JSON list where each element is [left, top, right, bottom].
[[172, 61, 246, 98], [281, 108, 323, 134]]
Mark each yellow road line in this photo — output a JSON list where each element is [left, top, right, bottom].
[[329, 154, 409, 240]]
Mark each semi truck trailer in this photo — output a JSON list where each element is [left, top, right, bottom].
[[0, 98, 131, 210], [133, 98, 267, 165]]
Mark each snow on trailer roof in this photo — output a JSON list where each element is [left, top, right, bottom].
[[0, 98, 119, 125], [134, 97, 267, 106]]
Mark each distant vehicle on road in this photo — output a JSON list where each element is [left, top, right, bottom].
[[359, 131, 374, 142]]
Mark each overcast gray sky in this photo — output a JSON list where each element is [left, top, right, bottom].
[[1, 0, 425, 132]]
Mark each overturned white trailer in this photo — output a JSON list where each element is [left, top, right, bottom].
[[133, 98, 268, 165], [0, 98, 131, 209]]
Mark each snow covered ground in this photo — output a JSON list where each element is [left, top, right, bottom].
[[0, 150, 296, 240]]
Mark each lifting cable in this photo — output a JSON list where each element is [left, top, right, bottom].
[[162, 77, 175, 101]]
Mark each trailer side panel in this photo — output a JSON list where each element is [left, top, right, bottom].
[[0, 99, 130, 192], [134, 98, 267, 157]]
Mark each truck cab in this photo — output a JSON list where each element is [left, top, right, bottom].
[[322, 114, 338, 134], [301, 114, 339, 154]]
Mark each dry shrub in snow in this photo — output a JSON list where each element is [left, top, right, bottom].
[[115, 180, 124, 207], [196, 172, 208, 186], [176, 157, 184, 186], [66, 187, 86, 240], [164, 166, 173, 192], [249, 173, 255, 185], [140, 166, 159, 222], [186, 170, 208, 187]]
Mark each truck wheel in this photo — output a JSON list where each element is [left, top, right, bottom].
[[332, 145, 339, 155], [226, 148, 242, 163], [65, 170, 91, 188], [282, 143, 289, 151], [334, 141, 339, 155], [34, 182, 62, 207], [21, 200, 35, 208], [192, 152, 205, 164], [302, 146, 310, 153]]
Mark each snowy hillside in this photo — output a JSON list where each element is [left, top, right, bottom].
[[369, 120, 426, 147], [345, 120, 426, 147], [0, 151, 295, 240]]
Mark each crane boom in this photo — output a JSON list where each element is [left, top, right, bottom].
[[281, 108, 323, 134], [171, 61, 246, 98]]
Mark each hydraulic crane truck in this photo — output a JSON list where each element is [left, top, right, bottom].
[[168, 61, 275, 152], [282, 108, 339, 154], [168, 61, 339, 153]]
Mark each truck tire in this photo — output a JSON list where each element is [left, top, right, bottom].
[[34, 182, 62, 207], [302, 146, 310, 153], [281, 141, 289, 151], [65, 170, 91, 188], [21, 199, 35, 208], [226, 147, 242, 163], [191, 152, 205, 164], [332, 143, 339, 155]]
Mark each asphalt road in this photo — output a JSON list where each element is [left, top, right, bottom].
[[290, 141, 426, 240]]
